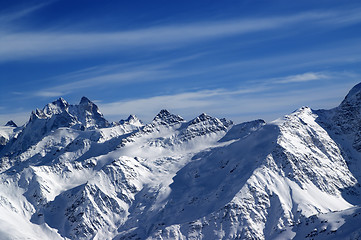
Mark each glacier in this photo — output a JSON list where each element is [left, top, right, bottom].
[[1, 84, 361, 239]]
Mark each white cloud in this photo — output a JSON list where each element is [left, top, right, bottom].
[[273, 72, 328, 84]]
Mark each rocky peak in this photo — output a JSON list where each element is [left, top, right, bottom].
[[340, 82, 361, 107], [27, 96, 109, 129], [120, 115, 143, 127], [192, 113, 210, 123], [220, 118, 233, 128], [27, 98, 73, 124], [189, 113, 232, 128], [43, 98, 69, 116], [77, 96, 98, 112], [178, 113, 232, 141], [316, 83, 361, 135], [28, 98, 69, 122], [314, 82, 361, 149], [5, 120, 17, 128], [153, 109, 185, 126], [71, 97, 109, 129], [30, 108, 47, 120], [334, 83, 361, 124], [79, 96, 92, 105], [5, 97, 111, 158], [190, 113, 216, 124], [127, 114, 138, 122]]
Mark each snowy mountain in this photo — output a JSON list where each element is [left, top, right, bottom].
[[1, 84, 361, 239], [0, 121, 21, 147]]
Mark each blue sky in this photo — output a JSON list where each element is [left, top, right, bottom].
[[1, 0, 361, 125]]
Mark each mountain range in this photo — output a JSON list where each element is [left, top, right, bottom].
[[1, 83, 361, 239]]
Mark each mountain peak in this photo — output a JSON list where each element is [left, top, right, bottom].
[[119, 115, 143, 127], [157, 109, 171, 116], [199, 112, 208, 118], [74, 97, 109, 129], [26, 97, 109, 131], [53, 97, 68, 107], [42, 98, 69, 117], [30, 108, 47, 120], [127, 114, 138, 121], [79, 96, 92, 105], [340, 82, 361, 107], [153, 109, 185, 125], [5, 120, 17, 127], [190, 112, 218, 125]]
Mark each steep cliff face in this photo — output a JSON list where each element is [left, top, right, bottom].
[[315, 83, 361, 195], [0, 85, 361, 240]]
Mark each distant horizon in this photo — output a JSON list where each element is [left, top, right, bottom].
[[1, 0, 361, 125], [1, 80, 357, 127]]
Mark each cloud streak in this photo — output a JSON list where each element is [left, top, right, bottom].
[[0, 2, 50, 24], [2, 71, 359, 125], [31, 54, 205, 97], [273, 72, 328, 84], [98, 72, 359, 123], [1, 8, 361, 61], [25, 35, 361, 99], [213, 39, 361, 79]]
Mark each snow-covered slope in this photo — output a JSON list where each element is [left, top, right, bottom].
[[1, 85, 361, 240]]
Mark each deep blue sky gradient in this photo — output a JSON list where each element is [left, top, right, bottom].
[[1, 0, 361, 124]]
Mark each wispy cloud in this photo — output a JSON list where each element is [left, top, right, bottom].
[[3, 71, 359, 125], [31, 54, 205, 97], [29, 37, 361, 98], [98, 72, 359, 123], [213, 39, 361, 79], [1, 8, 361, 62], [34, 70, 164, 97], [0, 2, 50, 24], [318, 8, 361, 26], [35, 91, 66, 97], [273, 72, 328, 84], [99, 86, 270, 119]]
